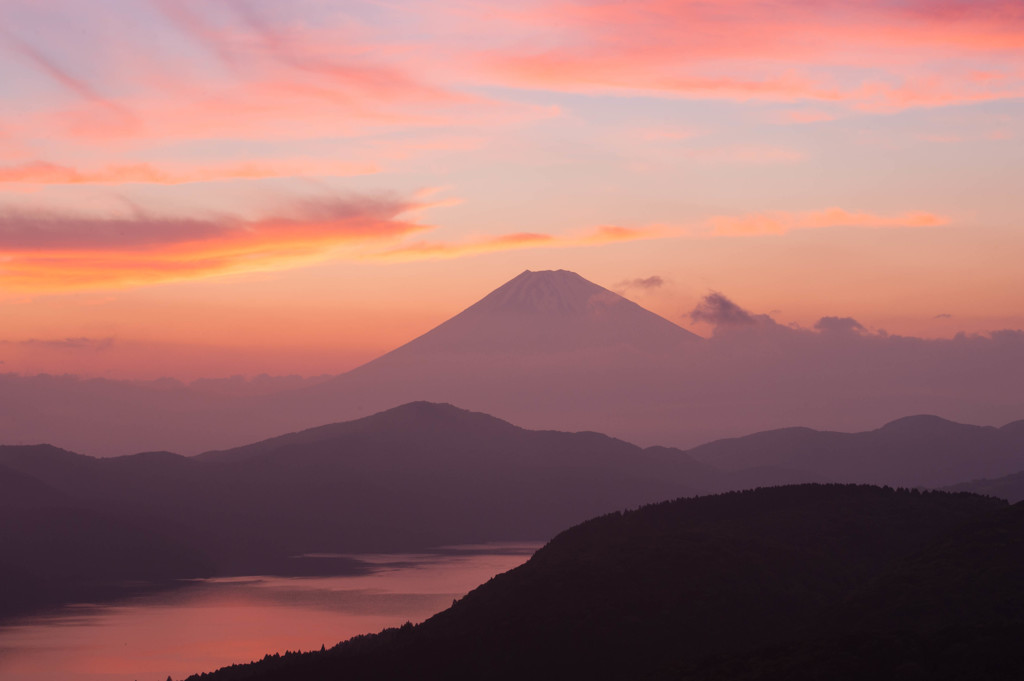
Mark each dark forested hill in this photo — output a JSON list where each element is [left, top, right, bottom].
[[181, 485, 1022, 681]]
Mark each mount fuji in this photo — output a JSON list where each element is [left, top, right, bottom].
[[264, 270, 704, 442], [0, 270, 705, 455], [372, 269, 701, 355], [6, 268, 1022, 457]]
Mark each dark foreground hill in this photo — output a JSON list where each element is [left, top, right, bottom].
[[182, 485, 1022, 681]]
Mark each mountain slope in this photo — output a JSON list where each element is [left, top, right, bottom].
[[686, 415, 1024, 488], [944, 469, 1024, 503], [0, 402, 724, 618], [182, 485, 1021, 681], [3, 269, 1023, 457], [363, 269, 701, 356], [263, 270, 706, 444], [6, 405, 1024, 622], [187, 402, 719, 556], [0, 270, 705, 455]]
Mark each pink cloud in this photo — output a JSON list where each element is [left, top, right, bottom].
[[0, 1, 545, 165], [462, 0, 1024, 110], [709, 208, 949, 237]]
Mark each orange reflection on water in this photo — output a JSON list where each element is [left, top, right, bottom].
[[0, 544, 538, 681]]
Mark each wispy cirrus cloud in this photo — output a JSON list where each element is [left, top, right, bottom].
[[463, 0, 1024, 111], [2, 0, 1017, 203], [0, 1, 533, 165], [0, 23, 131, 119]]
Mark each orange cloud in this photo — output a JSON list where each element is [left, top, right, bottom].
[[378, 224, 662, 261], [582, 225, 655, 243], [0, 196, 430, 291], [709, 208, 949, 237]]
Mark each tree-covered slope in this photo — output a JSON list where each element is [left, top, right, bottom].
[[183, 485, 1021, 681]]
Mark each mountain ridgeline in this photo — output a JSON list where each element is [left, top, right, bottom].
[[0, 402, 708, 618], [3, 403, 1024, 621], [5, 269, 1024, 457], [182, 485, 1024, 681]]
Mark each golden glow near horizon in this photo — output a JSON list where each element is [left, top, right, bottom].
[[1, 0, 1022, 378]]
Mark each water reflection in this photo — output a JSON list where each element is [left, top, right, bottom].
[[0, 543, 538, 681]]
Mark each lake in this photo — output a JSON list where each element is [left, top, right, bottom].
[[0, 543, 539, 681]]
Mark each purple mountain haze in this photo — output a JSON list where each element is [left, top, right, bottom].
[[1, 269, 1023, 456]]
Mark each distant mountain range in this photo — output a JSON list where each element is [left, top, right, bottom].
[[944, 469, 1024, 503], [687, 413, 1024, 488], [4, 269, 1023, 456], [181, 485, 1024, 681], [3, 402, 1023, 620]]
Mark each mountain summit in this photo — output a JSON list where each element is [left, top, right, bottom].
[[472, 269, 635, 315], [369, 269, 701, 356], [273, 269, 705, 445]]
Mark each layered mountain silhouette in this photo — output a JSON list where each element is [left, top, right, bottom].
[[944, 469, 1024, 503], [0, 447, 214, 617], [181, 485, 1024, 681], [0, 403, 712, 618], [274, 269, 705, 442], [0, 270, 701, 455], [688, 414, 1024, 488], [3, 268, 1024, 456], [4, 404, 1024, 621]]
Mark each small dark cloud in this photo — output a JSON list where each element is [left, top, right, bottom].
[[632, 275, 664, 289], [934, 313, 952, 319], [989, 329, 1024, 343], [618, 275, 664, 292], [2, 337, 115, 351], [814, 316, 866, 334], [689, 292, 756, 326]]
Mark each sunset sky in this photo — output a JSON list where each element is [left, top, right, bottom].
[[1, 0, 1022, 379]]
